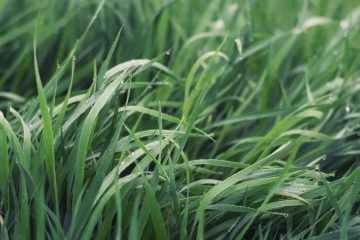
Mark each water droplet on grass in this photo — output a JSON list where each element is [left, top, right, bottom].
[[340, 20, 349, 29], [212, 19, 225, 30], [292, 28, 303, 35], [345, 105, 351, 113], [228, 3, 238, 14]]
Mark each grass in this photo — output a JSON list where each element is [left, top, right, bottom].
[[1, 0, 360, 239]]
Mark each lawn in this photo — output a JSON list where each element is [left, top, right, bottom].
[[1, 0, 360, 239]]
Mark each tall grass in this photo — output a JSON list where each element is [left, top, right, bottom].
[[1, 0, 360, 239]]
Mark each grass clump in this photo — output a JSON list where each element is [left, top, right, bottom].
[[1, 0, 360, 239]]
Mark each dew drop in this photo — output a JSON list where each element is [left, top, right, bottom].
[[345, 105, 351, 113], [340, 20, 349, 29], [212, 19, 225, 30], [165, 50, 171, 55], [227, 3, 238, 14], [292, 28, 303, 35], [234, 38, 244, 61]]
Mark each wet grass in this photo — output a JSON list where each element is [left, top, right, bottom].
[[1, 0, 360, 239]]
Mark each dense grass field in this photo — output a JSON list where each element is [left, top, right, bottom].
[[1, 0, 360, 239]]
